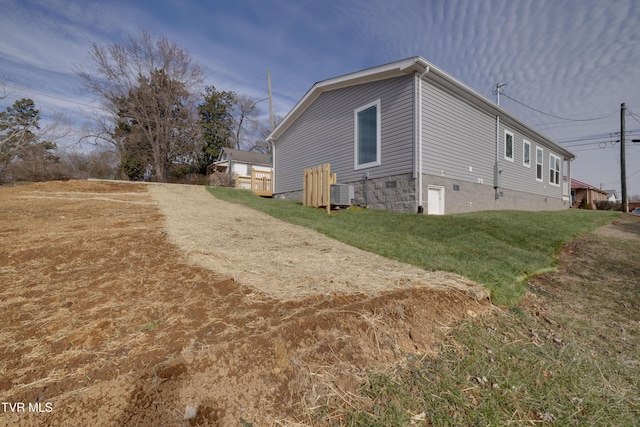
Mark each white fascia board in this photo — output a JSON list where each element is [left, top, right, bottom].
[[268, 56, 574, 161], [268, 57, 427, 142]]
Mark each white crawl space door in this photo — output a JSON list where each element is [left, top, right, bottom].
[[427, 185, 445, 215]]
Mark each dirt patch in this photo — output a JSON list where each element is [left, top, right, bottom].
[[520, 214, 640, 401], [530, 212, 640, 323], [593, 214, 640, 241], [0, 180, 490, 426]]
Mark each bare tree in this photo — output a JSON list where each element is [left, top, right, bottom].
[[0, 98, 71, 182], [229, 95, 259, 151], [58, 147, 118, 179], [5, 109, 73, 182], [246, 113, 282, 154], [0, 81, 8, 100], [230, 95, 279, 153], [9, 140, 61, 181], [76, 31, 205, 182], [0, 75, 16, 101]]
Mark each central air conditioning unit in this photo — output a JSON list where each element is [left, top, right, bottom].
[[330, 184, 354, 207]]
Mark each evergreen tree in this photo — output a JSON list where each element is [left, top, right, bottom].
[[197, 86, 236, 174], [1, 99, 39, 165]]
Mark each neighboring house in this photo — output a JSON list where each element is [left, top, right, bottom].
[[267, 57, 575, 214], [570, 178, 609, 209], [209, 147, 272, 177], [605, 189, 618, 202]]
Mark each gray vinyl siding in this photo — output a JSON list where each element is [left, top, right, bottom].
[[421, 78, 564, 199], [421, 79, 495, 185], [496, 122, 564, 198], [275, 76, 415, 194]]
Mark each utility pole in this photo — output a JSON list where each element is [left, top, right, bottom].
[[621, 103, 628, 213], [267, 70, 274, 132]]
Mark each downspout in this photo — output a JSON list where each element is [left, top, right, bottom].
[[494, 83, 505, 200], [495, 117, 499, 164], [567, 158, 572, 204], [495, 114, 500, 200], [417, 65, 430, 213]]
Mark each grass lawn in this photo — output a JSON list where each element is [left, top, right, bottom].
[[207, 187, 618, 305], [337, 224, 640, 426], [208, 188, 639, 425]]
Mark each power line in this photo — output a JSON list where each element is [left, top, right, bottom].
[[555, 129, 640, 145], [563, 140, 612, 149], [4, 84, 98, 109], [568, 137, 640, 151], [563, 136, 640, 147], [570, 145, 616, 153], [628, 168, 640, 179], [558, 134, 613, 144], [627, 109, 640, 125], [532, 118, 619, 130], [500, 92, 617, 122]]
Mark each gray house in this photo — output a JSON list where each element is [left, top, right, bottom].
[[267, 57, 574, 214]]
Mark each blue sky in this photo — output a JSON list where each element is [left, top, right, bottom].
[[1, 0, 640, 197]]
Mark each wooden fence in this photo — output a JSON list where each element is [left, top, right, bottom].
[[250, 169, 273, 196], [303, 163, 336, 214], [235, 170, 273, 197], [235, 175, 252, 190]]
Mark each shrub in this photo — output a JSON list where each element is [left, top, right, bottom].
[[208, 172, 234, 187], [579, 197, 590, 210], [595, 200, 622, 211]]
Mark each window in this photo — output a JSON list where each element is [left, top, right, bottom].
[[549, 154, 561, 186], [536, 147, 543, 181], [504, 130, 514, 161], [354, 99, 381, 169], [523, 140, 531, 167]]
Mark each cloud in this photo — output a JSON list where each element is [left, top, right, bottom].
[[330, 0, 638, 122], [1, 0, 638, 194]]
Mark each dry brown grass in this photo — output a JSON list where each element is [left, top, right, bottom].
[[0, 180, 490, 426], [149, 183, 489, 301]]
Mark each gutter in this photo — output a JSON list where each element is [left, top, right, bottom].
[[416, 64, 430, 213]]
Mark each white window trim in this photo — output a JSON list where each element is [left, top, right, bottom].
[[536, 146, 544, 182], [354, 99, 381, 170], [549, 153, 561, 186], [504, 130, 514, 162], [523, 140, 531, 168]]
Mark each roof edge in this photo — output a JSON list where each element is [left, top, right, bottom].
[[268, 56, 574, 160], [268, 57, 427, 141]]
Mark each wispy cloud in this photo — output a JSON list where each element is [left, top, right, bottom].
[[1, 0, 639, 194]]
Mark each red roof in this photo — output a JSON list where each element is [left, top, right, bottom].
[[570, 178, 607, 194]]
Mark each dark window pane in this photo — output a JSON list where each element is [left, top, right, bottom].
[[505, 134, 513, 159], [357, 106, 377, 165]]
